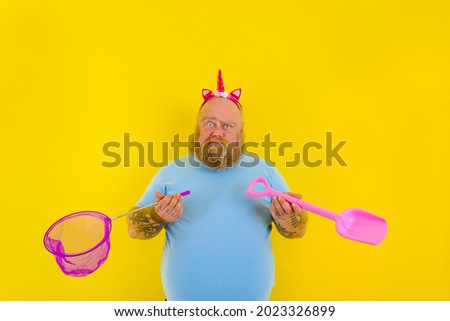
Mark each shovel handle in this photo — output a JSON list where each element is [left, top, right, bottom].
[[247, 177, 340, 221]]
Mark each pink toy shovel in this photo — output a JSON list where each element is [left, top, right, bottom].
[[247, 177, 387, 245]]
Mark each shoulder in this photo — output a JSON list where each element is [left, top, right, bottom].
[[146, 156, 187, 182], [239, 153, 288, 189], [158, 155, 191, 171]]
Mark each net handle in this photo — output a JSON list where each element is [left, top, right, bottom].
[[110, 190, 191, 221]]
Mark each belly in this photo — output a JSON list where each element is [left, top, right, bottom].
[[161, 239, 275, 300]]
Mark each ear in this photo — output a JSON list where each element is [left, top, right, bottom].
[[202, 89, 214, 100], [229, 88, 242, 101]]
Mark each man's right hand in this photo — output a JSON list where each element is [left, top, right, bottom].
[[154, 192, 184, 223]]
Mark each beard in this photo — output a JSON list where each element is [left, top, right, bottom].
[[189, 128, 244, 171]]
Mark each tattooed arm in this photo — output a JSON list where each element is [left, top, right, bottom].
[[127, 192, 184, 240], [269, 193, 308, 239], [127, 206, 167, 240]]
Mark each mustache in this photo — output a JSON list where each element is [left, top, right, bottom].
[[204, 137, 229, 145], [204, 139, 244, 156]]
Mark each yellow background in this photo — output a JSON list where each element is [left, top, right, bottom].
[[1, 0, 449, 300]]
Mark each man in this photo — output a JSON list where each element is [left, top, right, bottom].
[[127, 70, 308, 300]]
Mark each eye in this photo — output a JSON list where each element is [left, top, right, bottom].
[[206, 121, 214, 128], [223, 124, 231, 130]]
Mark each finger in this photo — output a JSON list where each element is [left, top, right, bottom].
[[272, 197, 286, 217], [278, 197, 293, 215], [166, 193, 181, 214], [164, 207, 177, 222], [168, 198, 184, 222], [172, 207, 183, 221], [291, 202, 303, 214], [172, 200, 183, 216], [169, 207, 178, 218], [154, 191, 166, 200], [167, 206, 178, 218], [157, 194, 173, 214], [162, 194, 181, 220], [282, 192, 303, 213]]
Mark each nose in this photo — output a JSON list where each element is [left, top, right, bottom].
[[211, 129, 224, 139]]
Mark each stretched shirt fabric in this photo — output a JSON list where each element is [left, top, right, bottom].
[[137, 153, 289, 301]]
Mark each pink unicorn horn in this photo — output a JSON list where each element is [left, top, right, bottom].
[[217, 69, 225, 92]]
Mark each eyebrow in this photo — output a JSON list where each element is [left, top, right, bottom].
[[201, 116, 237, 126]]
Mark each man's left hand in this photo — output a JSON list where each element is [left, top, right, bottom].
[[269, 192, 303, 222]]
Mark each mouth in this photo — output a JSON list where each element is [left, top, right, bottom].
[[206, 139, 225, 147], [207, 143, 222, 152], [204, 140, 225, 155]]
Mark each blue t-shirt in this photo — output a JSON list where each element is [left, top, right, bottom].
[[137, 153, 289, 300]]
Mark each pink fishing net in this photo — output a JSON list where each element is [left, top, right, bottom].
[[44, 190, 189, 277], [43, 211, 112, 277]]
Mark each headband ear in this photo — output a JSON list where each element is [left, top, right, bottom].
[[229, 88, 242, 101], [202, 89, 215, 100]]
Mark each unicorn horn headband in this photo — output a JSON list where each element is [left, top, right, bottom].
[[201, 69, 242, 109]]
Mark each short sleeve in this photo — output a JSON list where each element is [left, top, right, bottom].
[[136, 168, 166, 206], [267, 166, 290, 193]]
